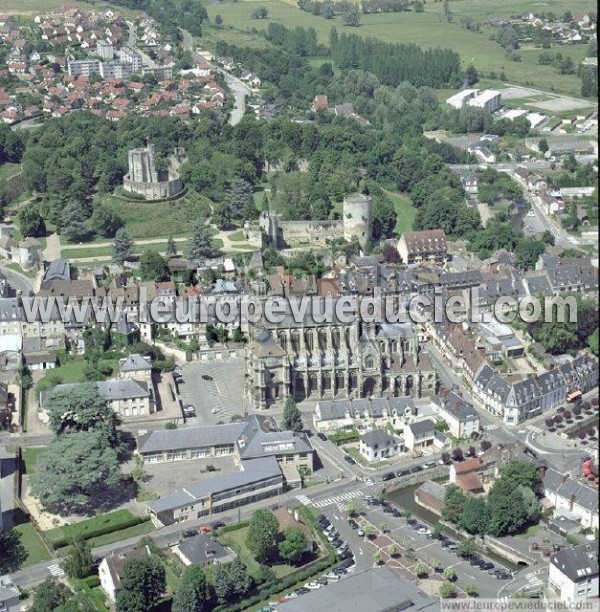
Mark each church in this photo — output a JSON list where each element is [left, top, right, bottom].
[[244, 309, 438, 410]]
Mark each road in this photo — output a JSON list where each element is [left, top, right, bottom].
[[0, 265, 36, 296], [180, 28, 250, 126]]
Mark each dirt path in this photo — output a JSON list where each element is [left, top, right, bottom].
[[41, 233, 61, 260]]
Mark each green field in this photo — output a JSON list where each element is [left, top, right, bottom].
[[35, 359, 86, 397], [203, 0, 596, 97], [13, 520, 53, 567], [386, 191, 416, 235]]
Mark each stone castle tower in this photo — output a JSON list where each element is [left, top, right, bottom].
[[343, 193, 372, 248], [122, 144, 184, 201]]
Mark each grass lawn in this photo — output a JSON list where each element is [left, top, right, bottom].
[[45, 509, 144, 547], [228, 230, 247, 242], [345, 445, 390, 468], [83, 520, 154, 549], [35, 359, 86, 397], [385, 191, 416, 235], [21, 446, 47, 475], [97, 191, 212, 240], [13, 520, 52, 567], [220, 526, 295, 580], [204, 0, 596, 98]]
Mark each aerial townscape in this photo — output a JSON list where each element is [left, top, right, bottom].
[[0, 0, 598, 611]]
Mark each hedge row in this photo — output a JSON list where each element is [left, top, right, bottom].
[[47, 511, 146, 548], [219, 520, 250, 534], [329, 430, 359, 445]]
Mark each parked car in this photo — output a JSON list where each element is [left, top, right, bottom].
[[480, 562, 494, 571], [407, 518, 418, 526], [469, 556, 484, 567], [202, 374, 213, 381], [295, 588, 311, 595], [210, 520, 225, 529], [382, 472, 395, 481], [324, 573, 340, 581], [344, 455, 356, 464], [383, 506, 394, 513], [304, 582, 321, 590], [331, 567, 347, 575], [317, 433, 328, 441], [348, 519, 358, 529], [357, 528, 365, 537], [445, 543, 458, 551], [316, 577, 328, 585], [391, 509, 403, 518], [422, 461, 436, 469], [410, 465, 424, 473], [494, 570, 511, 580], [210, 408, 219, 414], [331, 538, 343, 548]]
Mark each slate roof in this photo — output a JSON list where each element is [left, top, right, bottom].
[[147, 456, 283, 513], [407, 419, 435, 439], [176, 534, 235, 566], [119, 353, 152, 372], [43, 257, 70, 282], [41, 379, 149, 408], [138, 423, 246, 454], [550, 542, 599, 582], [360, 429, 403, 449]]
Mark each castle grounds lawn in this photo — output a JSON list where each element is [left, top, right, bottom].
[[386, 191, 417, 236]]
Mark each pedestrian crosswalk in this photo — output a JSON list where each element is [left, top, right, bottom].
[[312, 489, 365, 509], [484, 423, 500, 431], [48, 564, 64, 577], [526, 424, 543, 434], [295, 494, 312, 506]]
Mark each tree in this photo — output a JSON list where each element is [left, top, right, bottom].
[[443, 567, 456, 581], [282, 396, 303, 432], [187, 220, 215, 261], [439, 583, 456, 598], [246, 509, 280, 563], [278, 527, 307, 564], [64, 535, 93, 579], [215, 14, 223, 25], [430, 557, 441, 571], [30, 431, 121, 515], [463, 583, 478, 597], [480, 440, 492, 452], [345, 502, 363, 517], [172, 565, 207, 612], [414, 562, 428, 577], [374, 550, 382, 564], [0, 529, 27, 573], [500, 460, 541, 493], [117, 555, 165, 612], [211, 559, 252, 604], [18, 204, 46, 238], [386, 544, 398, 558], [112, 228, 134, 266], [90, 205, 123, 238], [251, 6, 269, 19], [227, 178, 256, 222], [61, 200, 93, 243], [458, 539, 476, 558], [30, 579, 72, 612], [515, 238, 546, 270], [165, 236, 177, 258], [383, 243, 400, 263], [465, 64, 479, 86], [343, 7, 361, 27], [140, 250, 170, 282], [538, 138, 549, 155], [452, 447, 464, 462]]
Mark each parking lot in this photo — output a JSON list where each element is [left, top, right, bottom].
[[176, 359, 246, 424], [316, 496, 513, 598]]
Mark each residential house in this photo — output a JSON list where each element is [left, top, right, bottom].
[[358, 429, 405, 462], [449, 457, 487, 494], [404, 419, 437, 453], [172, 534, 237, 568], [433, 391, 480, 438], [542, 468, 599, 530], [397, 230, 447, 265], [548, 542, 598, 604], [99, 546, 153, 603]]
